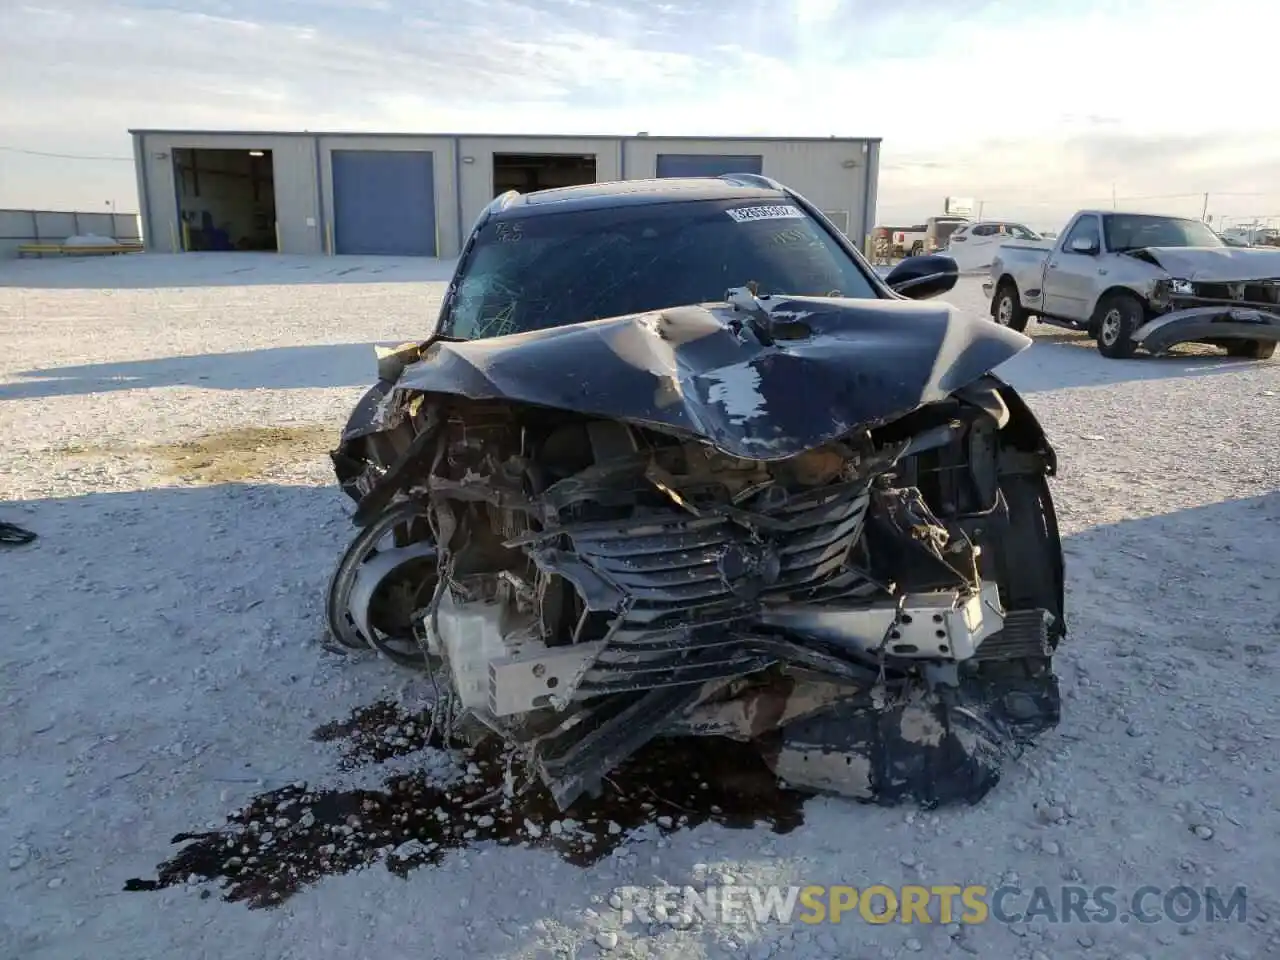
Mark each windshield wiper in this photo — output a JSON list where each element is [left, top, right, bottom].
[[726, 283, 776, 346]]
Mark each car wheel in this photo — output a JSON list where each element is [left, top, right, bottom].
[[324, 500, 437, 666], [910, 242, 924, 257], [1093, 293, 1143, 359], [993, 281, 1031, 333], [1226, 340, 1277, 360]]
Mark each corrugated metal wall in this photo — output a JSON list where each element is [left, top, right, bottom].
[[135, 132, 322, 254], [624, 138, 876, 244], [456, 136, 622, 243], [131, 132, 879, 260], [654, 154, 764, 178], [0, 209, 141, 260]]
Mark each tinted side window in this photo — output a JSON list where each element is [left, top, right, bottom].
[[1063, 216, 1100, 252], [971, 224, 997, 237]]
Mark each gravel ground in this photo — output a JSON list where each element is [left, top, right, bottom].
[[1, 252, 1278, 960]]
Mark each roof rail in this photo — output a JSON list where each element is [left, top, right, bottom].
[[717, 173, 784, 190], [493, 189, 521, 211]]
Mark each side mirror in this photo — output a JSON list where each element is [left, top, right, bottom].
[[1069, 237, 1098, 255], [884, 254, 959, 299]]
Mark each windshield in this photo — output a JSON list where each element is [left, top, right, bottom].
[[438, 199, 879, 340], [1102, 214, 1224, 252]]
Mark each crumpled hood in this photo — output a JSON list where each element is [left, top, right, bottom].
[[1132, 245, 1280, 282], [392, 293, 1030, 461]]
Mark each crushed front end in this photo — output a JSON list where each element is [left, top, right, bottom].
[[1142, 276, 1280, 355], [325, 294, 1066, 813]]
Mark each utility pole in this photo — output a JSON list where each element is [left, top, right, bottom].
[[1111, 184, 1116, 209], [1202, 193, 1210, 221], [977, 199, 986, 219]]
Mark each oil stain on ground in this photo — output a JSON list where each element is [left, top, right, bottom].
[[61, 425, 333, 482], [147, 425, 333, 482], [124, 700, 811, 909]]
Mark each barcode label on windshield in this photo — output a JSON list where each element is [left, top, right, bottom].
[[726, 204, 804, 223]]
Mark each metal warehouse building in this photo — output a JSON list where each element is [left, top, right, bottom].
[[128, 129, 881, 258]]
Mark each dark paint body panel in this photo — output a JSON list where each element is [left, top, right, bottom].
[[393, 294, 1032, 461]]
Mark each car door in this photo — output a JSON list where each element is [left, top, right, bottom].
[[1042, 215, 1101, 322], [964, 223, 1001, 271], [945, 224, 972, 267]]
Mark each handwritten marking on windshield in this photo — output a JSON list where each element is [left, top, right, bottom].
[[771, 227, 809, 246]]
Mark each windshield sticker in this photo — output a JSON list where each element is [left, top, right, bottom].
[[726, 204, 805, 223]]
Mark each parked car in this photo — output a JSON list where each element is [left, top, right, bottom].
[[1221, 228, 1255, 246], [1223, 227, 1280, 247], [1218, 231, 1252, 248], [923, 215, 971, 255], [885, 223, 927, 258], [877, 216, 973, 258], [945, 221, 1051, 273], [326, 173, 1066, 812], [983, 209, 1280, 359]]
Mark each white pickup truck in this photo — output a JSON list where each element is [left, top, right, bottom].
[[983, 209, 1280, 359]]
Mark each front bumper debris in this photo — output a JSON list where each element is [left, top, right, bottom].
[[1135, 304, 1280, 354]]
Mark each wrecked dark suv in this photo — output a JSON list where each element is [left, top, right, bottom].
[[325, 174, 1067, 812]]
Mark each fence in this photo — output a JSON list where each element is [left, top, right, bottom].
[[0, 208, 142, 260]]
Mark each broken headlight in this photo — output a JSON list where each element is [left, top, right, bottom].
[[1152, 278, 1194, 306]]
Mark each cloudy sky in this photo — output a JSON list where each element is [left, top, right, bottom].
[[1, 0, 1276, 231]]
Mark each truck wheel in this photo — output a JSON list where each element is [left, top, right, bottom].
[[1093, 293, 1142, 359], [1226, 340, 1276, 360], [993, 281, 1031, 333], [910, 241, 924, 257]]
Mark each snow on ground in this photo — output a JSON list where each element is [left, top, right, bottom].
[[2, 252, 1279, 960]]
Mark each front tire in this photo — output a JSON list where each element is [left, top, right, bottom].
[[1093, 293, 1143, 359], [325, 499, 437, 666], [993, 281, 1031, 333], [1226, 340, 1276, 360]]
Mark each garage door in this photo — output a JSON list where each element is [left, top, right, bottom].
[[655, 154, 764, 178], [331, 150, 436, 256]]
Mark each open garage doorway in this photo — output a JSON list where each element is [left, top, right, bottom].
[[173, 148, 278, 251], [492, 153, 596, 196]]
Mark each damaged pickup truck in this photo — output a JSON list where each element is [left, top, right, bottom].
[[985, 209, 1280, 359], [326, 175, 1067, 813]]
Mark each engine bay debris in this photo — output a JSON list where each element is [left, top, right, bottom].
[[323, 287, 1067, 814]]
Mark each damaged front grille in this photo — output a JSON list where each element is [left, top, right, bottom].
[[1189, 280, 1280, 304], [536, 481, 875, 697], [1155, 277, 1280, 312]]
